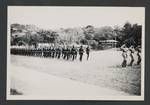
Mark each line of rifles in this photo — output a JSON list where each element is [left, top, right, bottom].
[[11, 46, 89, 61]]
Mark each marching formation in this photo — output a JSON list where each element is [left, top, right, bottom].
[[11, 45, 90, 62], [11, 44, 141, 66]]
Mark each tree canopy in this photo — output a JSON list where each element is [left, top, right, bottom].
[[11, 22, 142, 49]]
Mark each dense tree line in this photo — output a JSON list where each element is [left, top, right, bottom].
[[11, 22, 142, 49]]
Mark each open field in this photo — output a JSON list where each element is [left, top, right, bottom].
[[9, 49, 141, 97]]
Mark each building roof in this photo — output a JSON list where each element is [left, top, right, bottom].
[[99, 40, 118, 43]]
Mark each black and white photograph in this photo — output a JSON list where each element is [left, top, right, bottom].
[[7, 6, 145, 100]]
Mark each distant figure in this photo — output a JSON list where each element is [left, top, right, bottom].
[[66, 47, 70, 60], [129, 46, 135, 66], [39, 48, 42, 57], [43, 48, 46, 57], [55, 47, 58, 58], [57, 47, 61, 59], [74, 48, 78, 59], [136, 47, 141, 65], [120, 44, 128, 67], [37, 48, 40, 57], [86, 46, 90, 60], [79, 45, 84, 61], [71, 46, 76, 61], [63, 47, 67, 59], [48, 47, 52, 57], [121, 49, 128, 67], [51, 47, 55, 58]]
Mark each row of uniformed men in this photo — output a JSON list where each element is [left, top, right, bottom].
[[11, 46, 90, 61]]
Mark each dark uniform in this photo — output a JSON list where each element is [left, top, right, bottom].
[[48, 48, 52, 57], [74, 48, 78, 59], [79, 46, 84, 61], [62, 48, 67, 59], [51, 48, 55, 58], [57, 47, 61, 59], [71, 46, 76, 61], [43, 48, 46, 57], [66, 48, 70, 60], [55, 47, 59, 58], [86, 46, 90, 60]]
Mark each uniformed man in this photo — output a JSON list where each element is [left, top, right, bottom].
[[66, 47, 70, 60], [43, 48, 46, 57], [57, 47, 61, 59], [79, 45, 84, 61], [48, 47, 52, 57], [71, 46, 76, 61], [62, 47, 67, 59], [55, 47, 58, 58], [74, 48, 78, 60], [86, 46, 90, 60], [51, 47, 55, 58]]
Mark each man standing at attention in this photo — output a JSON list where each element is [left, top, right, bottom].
[[79, 45, 84, 61], [86, 46, 90, 60]]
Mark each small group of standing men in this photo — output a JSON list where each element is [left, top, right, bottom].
[[79, 45, 90, 61], [121, 44, 141, 67]]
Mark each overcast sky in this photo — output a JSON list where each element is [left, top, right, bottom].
[[8, 6, 145, 30]]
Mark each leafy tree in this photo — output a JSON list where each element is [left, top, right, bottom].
[[80, 39, 88, 45], [49, 31, 59, 43], [120, 22, 142, 47], [88, 40, 98, 49], [93, 26, 114, 41], [83, 25, 95, 40]]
